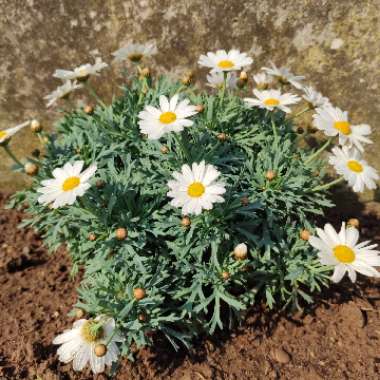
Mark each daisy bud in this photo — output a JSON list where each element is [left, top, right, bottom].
[[233, 243, 248, 260], [88, 233, 96, 241], [42, 136, 49, 145], [24, 162, 39, 176], [96, 179, 105, 189], [296, 126, 304, 134], [30, 119, 42, 133], [347, 218, 360, 228], [217, 132, 227, 141], [300, 229, 310, 241], [84, 105, 94, 114], [139, 67, 150, 78], [133, 287, 146, 301], [240, 196, 249, 206], [265, 170, 276, 181], [239, 71, 248, 82], [160, 145, 169, 154], [221, 271, 230, 281], [115, 228, 128, 240], [94, 344, 107, 357], [181, 216, 191, 227], [75, 308, 85, 319], [195, 104, 204, 113], [181, 71, 194, 85], [138, 313, 147, 322]]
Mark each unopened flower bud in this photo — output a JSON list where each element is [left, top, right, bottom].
[[84, 105, 94, 114], [347, 218, 359, 228], [239, 71, 248, 82], [138, 313, 147, 322], [139, 67, 150, 78], [30, 119, 42, 133], [24, 162, 39, 176], [160, 145, 169, 154], [88, 233, 96, 241], [300, 229, 310, 241], [195, 104, 204, 113], [94, 344, 107, 357], [221, 271, 230, 280], [233, 243, 248, 260], [265, 170, 276, 181], [217, 132, 227, 141], [115, 227, 128, 240], [181, 71, 194, 85], [240, 196, 249, 206], [96, 180, 105, 189], [133, 287, 146, 300], [181, 216, 191, 227], [75, 308, 85, 319]]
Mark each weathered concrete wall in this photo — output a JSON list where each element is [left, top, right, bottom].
[[1, 0, 379, 198]]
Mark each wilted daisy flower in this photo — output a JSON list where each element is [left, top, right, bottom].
[[53, 57, 108, 81], [313, 106, 372, 152], [112, 41, 157, 63], [262, 62, 305, 89], [329, 146, 379, 192], [244, 89, 300, 113], [138, 94, 198, 140], [167, 161, 226, 215], [37, 160, 97, 208], [198, 49, 253, 72], [53, 316, 123, 374], [309, 223, 380, 283], [302, 86, 331, 109], [0, 121, 30, 145], [252, 73, 273, 89], [206, 71, 238, 90], [44, 80, 83, 108]]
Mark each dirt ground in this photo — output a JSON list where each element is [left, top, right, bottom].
[[0, 192, 379, 380]]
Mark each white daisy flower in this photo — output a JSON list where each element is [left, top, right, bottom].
[[329, 146, 379, 192], [53, 316, 123, 374], [244, 89, 300, 113], [0, 121, 30, 144], [167, 161, 226, 215], [53, 57, 108, 81], [112, 41, 157, 63], [312, 106, 372, 152], [252, 72, 273, 89], [302, 86, 331, 109], [198, 49, 253, 72], [37, 160, 97, 208], [262, 62, 305, 89], [138, 94, 198, 140], [44, 80, 83, 108], [206, 71, 238, 90], [309, 223, 380, 283]]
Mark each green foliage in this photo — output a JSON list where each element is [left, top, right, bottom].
[[11, 74, 334, 353]]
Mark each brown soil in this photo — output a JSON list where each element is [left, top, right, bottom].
[[0, 192, 379, 380]]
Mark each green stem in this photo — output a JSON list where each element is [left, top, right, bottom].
[[220, 72, 227, 104], [288, 107, 312, 120], [305, 138, 333, 165], [312, 176, 345, 192], [271, 115, 278, 142], [2, 144, 23, 168], [84, 82, 106, 108]]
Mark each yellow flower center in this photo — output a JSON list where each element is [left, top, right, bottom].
[[128, 53, 143, 62], [187, 182, 205, 198], [81, 321, 104, 343], [62, 176, 81, 191], [347, 160, 363, 173], [218, 60, 234, 69], [264, 98, 280, 106], [334, 121, 351, 135], [333, 244, 355, 263], [0, 131, 8, 139], [159, 111, 177, 124]]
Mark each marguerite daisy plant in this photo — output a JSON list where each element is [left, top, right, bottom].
[[244, 89, 300, 113], [313, 106, 372, 152], [53, 316, 123, 374], [167, 161, 226, 215], [198, 49, 253, 72], [329, 146, 379, 192], [37, 160, 97, 208], [206, 71, 238, 90], [44, 80, 83, 108], [262, 62, 305, 89], [309, 223, 380, 283], [53, 57, 108, 81], [0, 121, 30, 145], [112, 41, 157, 63], [138, 94, 198, 140]]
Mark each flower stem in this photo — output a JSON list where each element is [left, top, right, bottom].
[[2, 143, 23, 168], [305, 138, 333, 165], [271, 115, 278, 142], [84, 82, 106, 108], [312, 176, 345, 192], [220, 72, 227, 104], [289, 107, 312, 120]]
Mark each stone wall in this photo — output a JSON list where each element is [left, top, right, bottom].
[[1, 0, 379, 198]]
